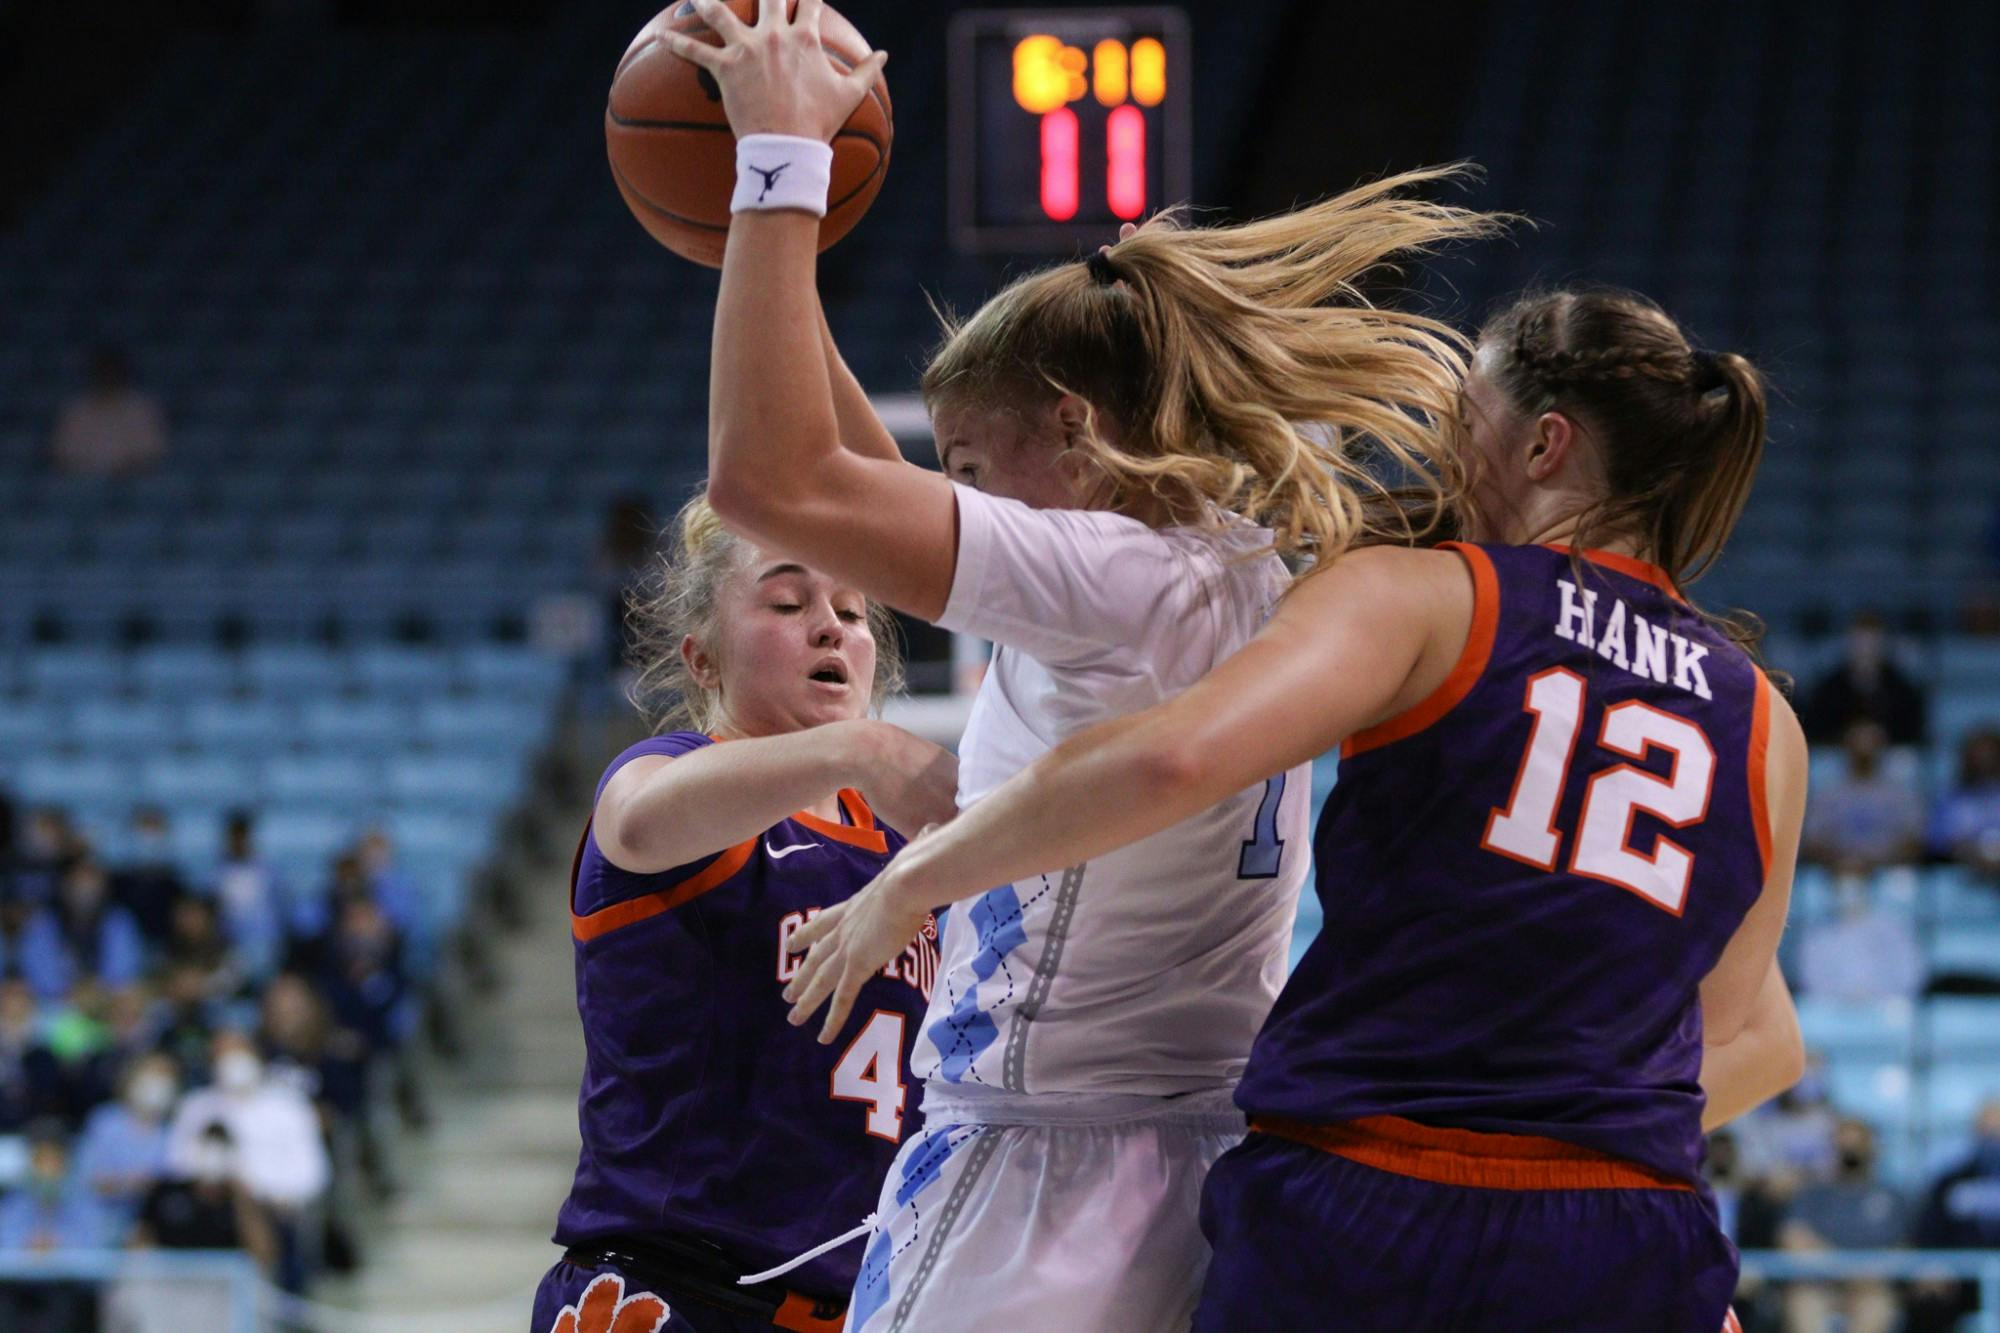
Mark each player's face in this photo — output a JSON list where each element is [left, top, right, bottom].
[[709, 555, 877, 736], [931, 401, 1096, 510]]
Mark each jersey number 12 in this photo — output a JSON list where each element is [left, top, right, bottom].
[[1482, 668, 1715, 915]]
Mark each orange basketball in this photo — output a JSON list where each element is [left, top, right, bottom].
[[605, 0, 892, 267]]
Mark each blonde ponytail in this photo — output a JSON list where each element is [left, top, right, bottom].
[[920, 166, 1509, 562]]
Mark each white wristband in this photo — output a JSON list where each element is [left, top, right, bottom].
[[731, 134, 834, 217]]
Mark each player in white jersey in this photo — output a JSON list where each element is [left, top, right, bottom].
[[665, 4, 1501, 1325]]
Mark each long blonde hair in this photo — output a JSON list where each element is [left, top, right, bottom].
[[921, 166, 1508, 562], [627, 494, 906, 732]]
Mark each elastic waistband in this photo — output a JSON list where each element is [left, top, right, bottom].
[[920, 1082, 1245, 1130], [1250, 1115, 1694, 1192]]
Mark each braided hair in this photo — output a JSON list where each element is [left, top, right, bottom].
[[1472, 288, 1770, 659], [1479, 288, 1767, 590]]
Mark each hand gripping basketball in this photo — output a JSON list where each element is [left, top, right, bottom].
[[664, 0, 887, 143]]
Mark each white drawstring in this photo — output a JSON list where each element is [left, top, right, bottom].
[[736, 1213, 879, 1286]]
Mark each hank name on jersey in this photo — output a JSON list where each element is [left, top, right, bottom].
[[777, 908, 941, 1001], [1555, 577, 1713, 701]]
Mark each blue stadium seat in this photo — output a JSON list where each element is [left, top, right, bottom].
[[264, 754, 382, 807], [352, 647, 454, 696], [0, 701, 65, 752], [139, 754, 258, 807], [389, 810, 492, 866], [184, 699, 293, 750], [1928, 923, 2000, 982], [72, 699, 180, 748], [243, 646, 350, 697], [456, 646, 567, 699], [300, 699, 412, 750], [24, 649, 126, 698], [1824, 1060, 1916, 1132], [1927, 997, 2000, 1059], [1922, 1062, 2000, 1138], [1796, 996, 1917, 1063], [132, 646, 241, 696], [1925, 867, 2000, 924], [413, 699, 546, 752], [386, 755, 510, 812], [1938, 639, 2000, 687], [16, 756, 129, 807], [258, 809, 355, 868]]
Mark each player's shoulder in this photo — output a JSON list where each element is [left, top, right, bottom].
[[595, 731, 713, 802]]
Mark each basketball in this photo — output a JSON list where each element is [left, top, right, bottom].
[[605, 0, 893, 267]]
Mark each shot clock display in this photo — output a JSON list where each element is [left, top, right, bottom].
[[948, 8, 1191, 253]]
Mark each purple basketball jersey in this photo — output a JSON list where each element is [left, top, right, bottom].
[[552, 733, 940, 1297], [1237, 543, 1777, 1184]]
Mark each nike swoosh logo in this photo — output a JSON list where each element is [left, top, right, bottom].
[[766, 840, 821, 860]]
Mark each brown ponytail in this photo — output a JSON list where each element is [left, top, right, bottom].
[[1478, 287, 1770, 646]]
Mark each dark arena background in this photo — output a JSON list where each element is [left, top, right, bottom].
[[1, 1, 1998, 1328]]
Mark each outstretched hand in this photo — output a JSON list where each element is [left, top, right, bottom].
[[783, 843, 934, 1042], [665, 0, 887, 142]]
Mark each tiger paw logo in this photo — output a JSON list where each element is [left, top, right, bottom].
[[549, 1273, 672, 1333]]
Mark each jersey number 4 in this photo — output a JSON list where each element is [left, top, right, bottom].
[[831, 1010, 906, 1142], [1482, 668, 1715, 915]]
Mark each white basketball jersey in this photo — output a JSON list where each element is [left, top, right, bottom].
[[913, 484, 1312, 1097]]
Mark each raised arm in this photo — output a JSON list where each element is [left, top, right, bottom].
[[670, 0, 956, 619], [819, 299, 904, 464], [782, 546, 1475, 1038], [597, 721, 957, 875]]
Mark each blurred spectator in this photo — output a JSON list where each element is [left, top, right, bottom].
[[113, 806, 188, 945], [1777, 1118, 1906, 1333], [0, 1123, 111, 1248], [46, 855, 145, 996], [259, 973, 365, 1126], [1798, 873, 1924, 1002], [162, 894, 242, 1000], [0, 1124, 109, 1333], [210, 811, 288, 982], [1801, 721, 1924, 870], [166, 1030, 328, 1289], [1736, 1052, 1841, 1186], [48, 343, 168, 478], [1905, 1099, 2000, 1333], [151, 963, 223, 1085], [131, 1119, 275, 1269], [42, 981, 120, 1126], [356, 830, 429, 969], [9, 806, 78, 904], [0, 980, 66, 1131], [74, 1053, 176, 1229], [1914, 1097, 2000, 1249], [315, 893, 409, 1060], [1928, 728, 2000, 880], [1803, 612, 1928, 746]]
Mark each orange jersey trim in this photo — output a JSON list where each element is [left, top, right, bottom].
[[569, 791, 887, 943], [570, 831, 757, 942], [1747, 669, 1775, 876], [772, 1291, 846, 1333], [1543, 544, 1687, 603], [1251, 1114, 1694, 1192], [794, 789, 889, 853], [1342, 542, 1500, 759]]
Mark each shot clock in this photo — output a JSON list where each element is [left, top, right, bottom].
[[948, 7, 1192, 253]]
